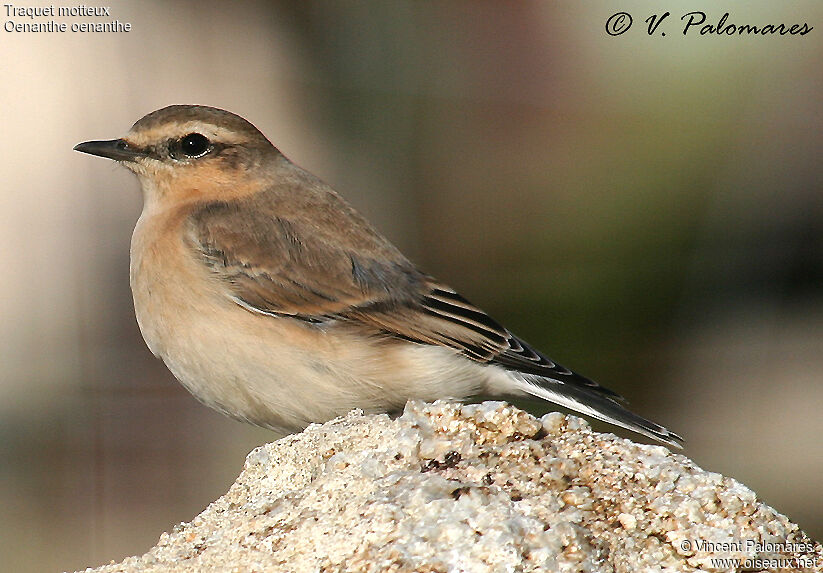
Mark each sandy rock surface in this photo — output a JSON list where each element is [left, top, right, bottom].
[[77, 401, 822, 573]]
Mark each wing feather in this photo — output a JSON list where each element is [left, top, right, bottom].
[[187, 189, 619, 399]]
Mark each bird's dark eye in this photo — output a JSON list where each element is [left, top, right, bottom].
[[179, 133, 211, 158]]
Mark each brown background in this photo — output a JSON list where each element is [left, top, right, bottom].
[[1, 2, 821, 571]]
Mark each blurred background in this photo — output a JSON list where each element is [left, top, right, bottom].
[[1, 1, 821, 570]]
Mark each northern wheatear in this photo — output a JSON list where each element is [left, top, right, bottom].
[[74, 105, 683, 447]]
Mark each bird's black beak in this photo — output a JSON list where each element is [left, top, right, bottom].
[[73, 139, 145, 162]]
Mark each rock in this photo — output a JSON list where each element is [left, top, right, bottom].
[[76, 400, 822, 573]]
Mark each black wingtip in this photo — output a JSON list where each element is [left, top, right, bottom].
[[646, 426, 684, 449], [514, 373, 685, 449]]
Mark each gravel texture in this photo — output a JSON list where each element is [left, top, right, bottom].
[[77, 400, 822, 573]]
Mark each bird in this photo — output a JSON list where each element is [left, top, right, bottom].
[[74, 105, 683, 448]]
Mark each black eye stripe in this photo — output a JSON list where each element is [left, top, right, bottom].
[[141, 134, 229, 161]]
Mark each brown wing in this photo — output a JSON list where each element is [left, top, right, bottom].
[[188, 191, 423, 317], [187, 187, 618, 396]]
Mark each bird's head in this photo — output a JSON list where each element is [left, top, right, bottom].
[[74, 105, 278, 207]]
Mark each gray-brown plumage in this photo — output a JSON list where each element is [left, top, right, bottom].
[[74, 105, 683, 447]]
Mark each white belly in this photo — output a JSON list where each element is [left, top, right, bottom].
[[129, 211, 490, 433]]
